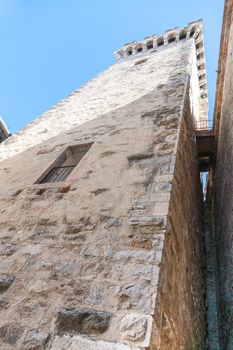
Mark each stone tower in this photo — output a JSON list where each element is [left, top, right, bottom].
[[0, 21, 209, 349]]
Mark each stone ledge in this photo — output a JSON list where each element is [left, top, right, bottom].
[[50, 335, 141, 350]]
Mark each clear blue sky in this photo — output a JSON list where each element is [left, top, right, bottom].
[[0, 0, 224, 133]]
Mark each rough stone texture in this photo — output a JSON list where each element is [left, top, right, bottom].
[[23, 329, 50, 350], [214, 4, 233, 348], [0, 39, 199, 163], [115, 20, 208, 123], [120, 314, 153, 348], [204, 204, 220, 349], [55, 308, 112, 335], [150, 83, 205, 350], [0, 29, 205, 349], [0, 323, 24, 345], [213, 0, 233, 135]]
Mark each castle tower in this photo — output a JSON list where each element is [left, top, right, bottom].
[[212, 0, 233, 348], [0, 21, 208, 349]]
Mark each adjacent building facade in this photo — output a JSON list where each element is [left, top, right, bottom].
[[212, 0, 233, 348]]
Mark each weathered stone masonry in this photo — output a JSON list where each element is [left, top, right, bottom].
[[0, 21, 208, 349], [212, 1, 233, 348], [150, 83, 205, 350]]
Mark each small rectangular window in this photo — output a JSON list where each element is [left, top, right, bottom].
[[37, 143, 92, 184]]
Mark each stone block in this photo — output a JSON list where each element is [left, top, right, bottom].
[[0, 323, 24, 345], [23, 329, 50, 350], [105, 217, 123, 228], [55, 308, 112, 335], [0, 243, 17, 256], [0, 258, 14, 274], [153, 201, 169, 216], [0, 274, 15, 292], [85, 285, 105, 306], [120, 313, 153, 347], [129, 216, 167, 233], [118, 283, 154, 313], [0, 299, 8, 309]]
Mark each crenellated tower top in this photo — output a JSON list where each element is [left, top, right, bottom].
[[114, 20, 208, 121]]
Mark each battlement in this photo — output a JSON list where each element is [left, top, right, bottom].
[[114, 20, 208, 109]]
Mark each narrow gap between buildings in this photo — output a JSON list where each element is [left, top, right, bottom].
[[201, 170, 221, 350]]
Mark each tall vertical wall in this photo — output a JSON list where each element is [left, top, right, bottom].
[[214, 1, 233, 348], [151, 88, 205, 350], [0, 30, 205, 349]]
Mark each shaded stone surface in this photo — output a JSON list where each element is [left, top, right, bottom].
[[120, 314, 153, 347], [0, 274, 15, 292], [56, 308, 112, 335], [213, 2, 233, 347], [23, 329, 50, 350], [0, 323, 24, 345], [150, 90, 206, 350], [0, 299, 8, 309]]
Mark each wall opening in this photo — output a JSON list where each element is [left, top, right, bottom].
[[127, 48, 133, 56], [146, 41, 153, 49], [179, 31, 187, 40], [197, 52, 204, 60], [168, 36, 176, 44], [196, 42, 203, 50], [157, 37, 164, 47], [136, 46, 143, 53], [190, 28, 196, 37], [36, 143, 93, 184], [199, 74, 206, 81], [198, 63, 205, 71]]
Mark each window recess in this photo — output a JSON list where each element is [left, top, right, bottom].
[[37, 143, 92, 184]]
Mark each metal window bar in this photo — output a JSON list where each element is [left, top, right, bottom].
[[195, 120, 213, 131], [40, 165, 75, 184]]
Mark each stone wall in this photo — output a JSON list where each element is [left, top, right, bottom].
[[0, 116, 10, 143], [0, 36, 205, 349], [151, 85, 205, 350], [214, 6, 233, 348], [0, 39, 199, 163]]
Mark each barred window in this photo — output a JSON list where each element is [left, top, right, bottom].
[[37, 143, 92, 184]]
